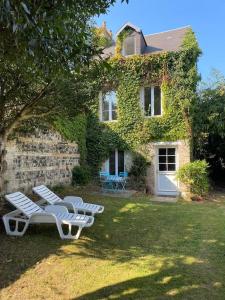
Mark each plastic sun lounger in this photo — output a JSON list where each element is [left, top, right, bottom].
[[3, 192, 94, 240], [32, 185, 104, 216]]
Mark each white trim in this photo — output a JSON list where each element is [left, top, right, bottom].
[[116, 22, 141, 36], [151, 86, 154, 116], [153, 143, 180, 196], [152, 141, 182, 146], [141, 86, 163, 117], [102, 149, 125, 175], [99, 92, 103, 122], [99, 91, 117, 122]]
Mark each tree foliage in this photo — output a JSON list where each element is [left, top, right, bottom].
[[0, 0, 128, 192], [0, 0, 127, 71], [194, 71, 225, 184]]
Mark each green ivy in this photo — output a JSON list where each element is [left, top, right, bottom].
[[85, 29, 201, 174], [49, 29, 200, 177], [54, 114, 87, 165]]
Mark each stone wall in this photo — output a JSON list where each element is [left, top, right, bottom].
[[4, 130, 80, 193]]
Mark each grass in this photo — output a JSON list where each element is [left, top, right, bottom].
[[1, 187, 225, 299]]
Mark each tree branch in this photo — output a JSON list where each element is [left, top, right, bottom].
[[3, 81, 53, 139]]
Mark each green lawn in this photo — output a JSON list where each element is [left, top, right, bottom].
[[1, 188, 225, 299]]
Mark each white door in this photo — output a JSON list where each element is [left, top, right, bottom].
[[156, 147, 179, 196]]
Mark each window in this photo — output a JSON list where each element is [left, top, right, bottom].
[[100, 91, 117, 121], [107, 150, 125, 175], [142, 86, 162, 116], [158, 148, 176, 172], [123, 35, 135, 56]]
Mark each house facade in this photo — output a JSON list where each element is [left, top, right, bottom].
[[86, 22, 200, 197]]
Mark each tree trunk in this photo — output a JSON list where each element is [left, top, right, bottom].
[[0, 133, 8, 194]]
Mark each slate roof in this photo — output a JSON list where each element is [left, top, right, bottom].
[[102, 26, 191, 58]]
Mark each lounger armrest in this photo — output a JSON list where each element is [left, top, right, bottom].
[[44, 205, 69, 214], [63, 196, 84, 205]]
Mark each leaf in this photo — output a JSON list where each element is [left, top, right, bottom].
[[13, 23, 18, 33], [21, 2, 30, 14]]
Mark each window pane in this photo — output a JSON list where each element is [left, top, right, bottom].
[[159, 164, 167, 171], [144, 87, 151, 116], [124, 35, 135, 55], [159, 156, 166, 163], [111, 92, 117, 120], [159, 148, 166, 155], [102, 93, 110, 121], [154, 86, 161, 116], [112, 110, 117, 120], [102, 91, 117, 121], [168, 148, 175, 155], [118, 151, 124, 174], [168, 156, 175, 163], [168, 164, 176, 171], [103, 111, 109, 121], [109, 151, 115, 175]]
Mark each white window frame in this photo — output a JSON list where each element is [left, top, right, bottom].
[[99, 91, 117, 122], [157, 147, 177, 173], [140, 86, 163, 117], [103, 149, 125, 176]]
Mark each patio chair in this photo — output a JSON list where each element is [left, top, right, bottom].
[[119, 171, 128, 190], [3, 192, 94, 239], [33, 185, 104, 216], [99, 171, 110, 191]]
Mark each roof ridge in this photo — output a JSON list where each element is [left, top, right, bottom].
[[144, 25, 191, 37]]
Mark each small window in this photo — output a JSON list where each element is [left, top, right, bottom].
[[123, 36, 135, 56], [100, 91, 117, 121], [143, 86, 162, 116], [158, 148, 176, 172]]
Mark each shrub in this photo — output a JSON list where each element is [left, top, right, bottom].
[[176, 160, 209, 196], [72, 165, 91, 186], [129, 154, 148, 190]]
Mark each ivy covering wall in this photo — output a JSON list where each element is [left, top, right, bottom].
[[50, 29, 200, 175], [85, 29, 201, 174]]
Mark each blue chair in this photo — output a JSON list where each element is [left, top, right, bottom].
[[118, 172, 128, 190], [119, 171, 128, 178], [99, 171, 110, 178], [99, 171, 110, 190]]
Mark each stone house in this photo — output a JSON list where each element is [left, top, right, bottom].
[[91, 22, 199, 197]]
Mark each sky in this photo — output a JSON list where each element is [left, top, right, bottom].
[[95, 0, 225, 82]]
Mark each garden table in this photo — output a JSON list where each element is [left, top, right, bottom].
[[103, 175, 126, 192]]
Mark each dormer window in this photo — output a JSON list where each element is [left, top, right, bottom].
[[123, 35, 135, 56]]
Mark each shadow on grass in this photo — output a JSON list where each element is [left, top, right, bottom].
[[73, 260, 223, 299], [1, 192, 225, 298]]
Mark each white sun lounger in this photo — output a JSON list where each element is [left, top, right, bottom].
[[33, 185, 104, 216], [3, 192, 94, 239]]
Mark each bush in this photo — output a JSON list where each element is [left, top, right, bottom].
[[129, 154, 148, 190], [72, 165, 91, 186], [176, 160, 209, 197]]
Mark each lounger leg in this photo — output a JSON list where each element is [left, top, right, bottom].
[[56, 220, 84, 240], [3, 216, 29, 237]]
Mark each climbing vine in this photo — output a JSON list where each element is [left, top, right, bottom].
[[54, 114, 87, 165], [85, 29, 201, 174]]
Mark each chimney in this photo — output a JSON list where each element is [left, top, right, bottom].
[[102, 21, 107, 29]]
